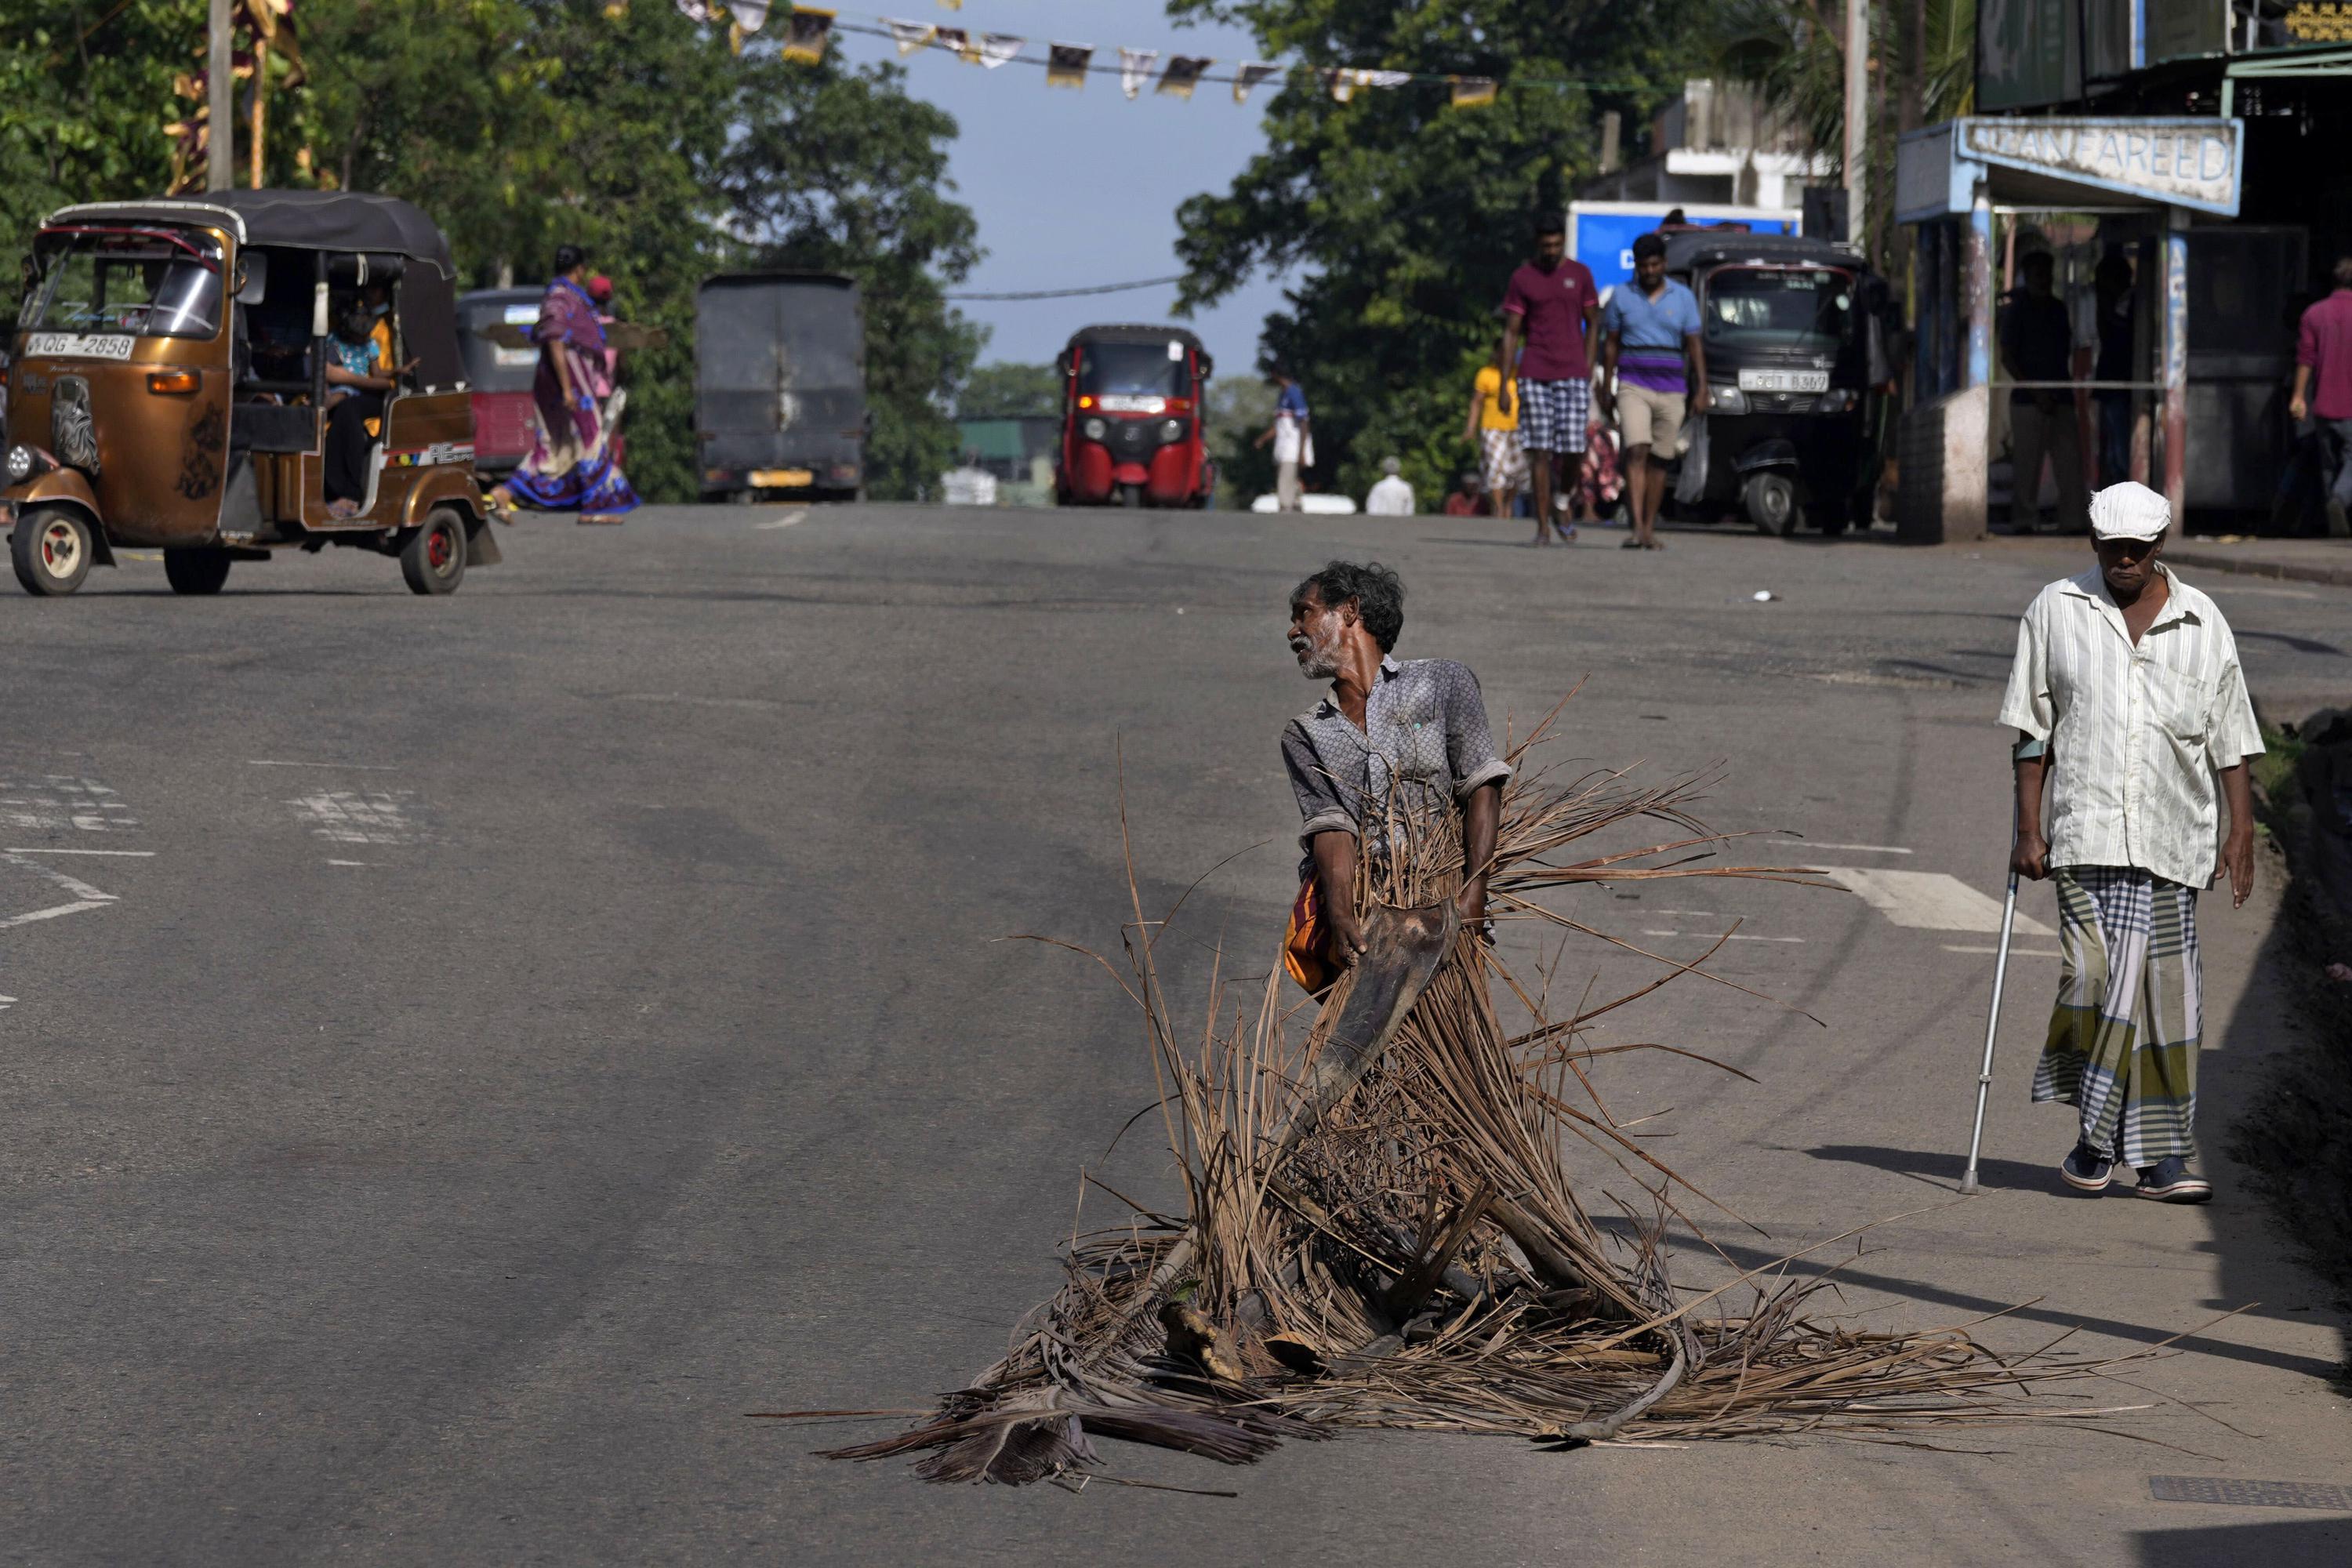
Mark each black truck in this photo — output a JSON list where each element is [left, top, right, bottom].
[[695, 272, 866, 503]]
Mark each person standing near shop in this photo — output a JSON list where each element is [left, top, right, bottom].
[[2288, 256, 2352, 537], [1255, 366, 1312, 514], [2001, 251, 2089, 534], [2088, 252, 2136, 487], [1498, 214, 1601, 546], [1998, 481, 2263, 1203], [1598, 232, 1705, 552], [1462, 342, 1529, 521]]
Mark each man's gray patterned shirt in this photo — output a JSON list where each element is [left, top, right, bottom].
[[1281, 655, 1511, 860]]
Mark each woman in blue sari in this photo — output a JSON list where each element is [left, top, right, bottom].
[[488, 245, 638, 523]]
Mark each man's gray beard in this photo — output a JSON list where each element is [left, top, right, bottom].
[[1297, 641, 1340, 680]]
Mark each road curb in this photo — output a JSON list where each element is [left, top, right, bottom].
[[2168, 546, 2352, 589]]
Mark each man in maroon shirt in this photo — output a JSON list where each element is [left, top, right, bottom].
[[1499, 214, 1602, 546], [2290, 256, 2352, 537]]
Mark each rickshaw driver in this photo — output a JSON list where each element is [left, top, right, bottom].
[[322, 296, 416, 517]]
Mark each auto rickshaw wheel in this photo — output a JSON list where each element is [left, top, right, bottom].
[[401, 507, 468, 596], [11, 506, 94, 597], [164, 547, 234, 595], [1743, 473, 1801, 537], [1120, 483, 1144, 509]]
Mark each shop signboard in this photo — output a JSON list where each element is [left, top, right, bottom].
[[1959, 118, 2241, 213], [1978, 0, 2082, 110]]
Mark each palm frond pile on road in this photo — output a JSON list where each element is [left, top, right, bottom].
[[820, 699, 2136, 1486]]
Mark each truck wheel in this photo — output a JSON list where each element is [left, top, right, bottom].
[[1120, 483, 1144, 509], [164, 546, 234, 595], [11, 506, 93, 596], [401, 507, 468, 596], [1743, 474, 1800, 537]]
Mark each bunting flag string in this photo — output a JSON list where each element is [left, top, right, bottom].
[[704, 5, 1656, 103]]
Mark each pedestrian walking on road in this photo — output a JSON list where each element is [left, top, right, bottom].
[[1499, 214, 1601, 546], [487, 244, 639, 524], [1598, 232, 1705, 551], [1279, 561, 1508, 985], [1463, 343, 1529, 521], [2000, 250, 2089, 534], [1997, 481, 2263, 1204], [2288, 255, 2352, 538], [1254, 366, 1312, 514], [1365, 456, 1415, 516]]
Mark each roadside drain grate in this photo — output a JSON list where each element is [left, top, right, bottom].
[[2150, 1475, 2352, 1511]]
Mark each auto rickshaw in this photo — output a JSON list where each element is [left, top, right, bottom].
[[1054, 325, 1214, 508], [4, 189, 499, 595], [1661, 230, 1896, 536], [456, 285, 545, 481]]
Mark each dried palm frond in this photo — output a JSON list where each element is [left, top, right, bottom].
[[808, 698, 2141, 1486]]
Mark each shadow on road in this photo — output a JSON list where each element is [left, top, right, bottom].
[[1802, 1142, 2089, 1196], [2134, 1518, 2352, 1565]]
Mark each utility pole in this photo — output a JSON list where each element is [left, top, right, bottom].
[[1843, 0, 1868, 250], [208, 0, 232, 191]]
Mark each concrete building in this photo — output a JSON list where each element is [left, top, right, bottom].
[[1577, 79, 1832, 213]]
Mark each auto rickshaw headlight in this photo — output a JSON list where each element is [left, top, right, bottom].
[[1160, 419, 1183, 443], [5, 445, 33, 483], [1709, 387, 1748, 416], [1082, 417, 1107, 442]]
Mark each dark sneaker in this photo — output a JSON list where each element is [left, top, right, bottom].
[[2060, 1142, 2114, 1192], [2133, 1157, 2213, 1203]]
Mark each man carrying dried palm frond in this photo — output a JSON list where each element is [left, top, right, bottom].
[[1280, 561, 1507, 989]]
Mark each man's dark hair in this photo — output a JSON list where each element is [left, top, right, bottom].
[[1534, 212, 1566, 238], [1632, 232, 1667, 263], [1291, 561, 1405, 653], [554, 243, 588, 275], [2333, 256, 2352, 289], [2022, 249, 2055, 277]]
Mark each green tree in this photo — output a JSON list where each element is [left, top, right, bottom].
[[1204, 372, 1276, 508], [956, 361, 1063, 419], [1168, 0, 1700, 503]]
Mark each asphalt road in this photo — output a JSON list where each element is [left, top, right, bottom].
[[4, 505, 2349, 1566]]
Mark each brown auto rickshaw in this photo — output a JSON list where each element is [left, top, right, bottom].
[[4, 190, 499, 596]]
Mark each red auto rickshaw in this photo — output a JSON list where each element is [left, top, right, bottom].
[[1054, 324, 1213, 508]]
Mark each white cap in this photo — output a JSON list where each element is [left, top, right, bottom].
[[2089, 481, 2169, 541]]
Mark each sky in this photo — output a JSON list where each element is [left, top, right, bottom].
[[823, 2, 1290, 375]]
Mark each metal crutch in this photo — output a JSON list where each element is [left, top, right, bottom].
[[1959, 851, 2023, 1196]]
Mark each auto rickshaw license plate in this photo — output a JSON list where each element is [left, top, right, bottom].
[[750, 468, 815, 487], [1737, 369, 1830, 394]]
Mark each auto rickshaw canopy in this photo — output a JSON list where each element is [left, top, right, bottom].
[[1062, 323, 1212, 379], [41, 190, 465, 388]]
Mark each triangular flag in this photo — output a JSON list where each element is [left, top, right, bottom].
[[1361, 70, 1413, 89], [779, 6, 830, 61], [673, 0, 714, 17], [885, 16, 934, 53], [1449, 75, 1497, 108], [979, 33, 1023, 68], [1046, 42, 1091, 88], [1323, 67, 1352, 103], [935, 0, 960, 9], [1120, 47, 1157, 100], [1157, 55, 1210, 98], [1232, 61, 1278, 103], [726, 0, 770, 31], [935, 25, 973, 60]]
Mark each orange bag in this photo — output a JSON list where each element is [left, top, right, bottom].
[[1283, 878, 1336, 994]]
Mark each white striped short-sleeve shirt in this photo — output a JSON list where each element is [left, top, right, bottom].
[[1997, 564, 2263, 888]]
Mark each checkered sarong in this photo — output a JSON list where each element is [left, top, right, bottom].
[[2031, 866, 2201, 1166], [1515, 377, 1589, 454], [1479, 426, 1530, 492]]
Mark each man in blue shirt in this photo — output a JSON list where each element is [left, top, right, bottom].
[[1254, 367, 1312, 513], [1599, 233, 1708, 551]]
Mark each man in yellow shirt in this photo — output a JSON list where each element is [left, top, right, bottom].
[[1462, 345, 1530, 524]]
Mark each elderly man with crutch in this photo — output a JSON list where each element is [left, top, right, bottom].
[[1982, 481, 2263, 1203]]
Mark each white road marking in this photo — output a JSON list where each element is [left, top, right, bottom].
[[249, 759, 399, 771], [0, 900, 113, 930], [2, 851, 118, 904], [325, 859, 375, 867], [755, 508, 810, 530], [289, 790, 425, 846], [1944, 944, 2063, 957], [1817, 867, 2056, 936], [0, 775, 140, 833], [1792, 842, 1914, 855], [0, 994, 13, 1009], [4, 848, 155, 856], [1642, 930, 1806, 943]]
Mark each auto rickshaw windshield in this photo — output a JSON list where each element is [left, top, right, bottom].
[[1701, 267, 1853, 353], [1079, 340, 1192, 401], [25, 229, 224, 341]]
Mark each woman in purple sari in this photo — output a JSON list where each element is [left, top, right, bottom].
[[488, 245, 638, 523]]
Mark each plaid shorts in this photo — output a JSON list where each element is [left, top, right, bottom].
[[1479, 426, 1530, 492], [1515, 377, 1589, 453]]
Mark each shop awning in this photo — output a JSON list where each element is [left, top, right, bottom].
[[1896, 117, 2244, 222]]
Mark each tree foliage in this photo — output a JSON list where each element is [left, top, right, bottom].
[[2, 0, 981, 501], [1168, 0, 1700, 503], [955, 361, 1062, 419]]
